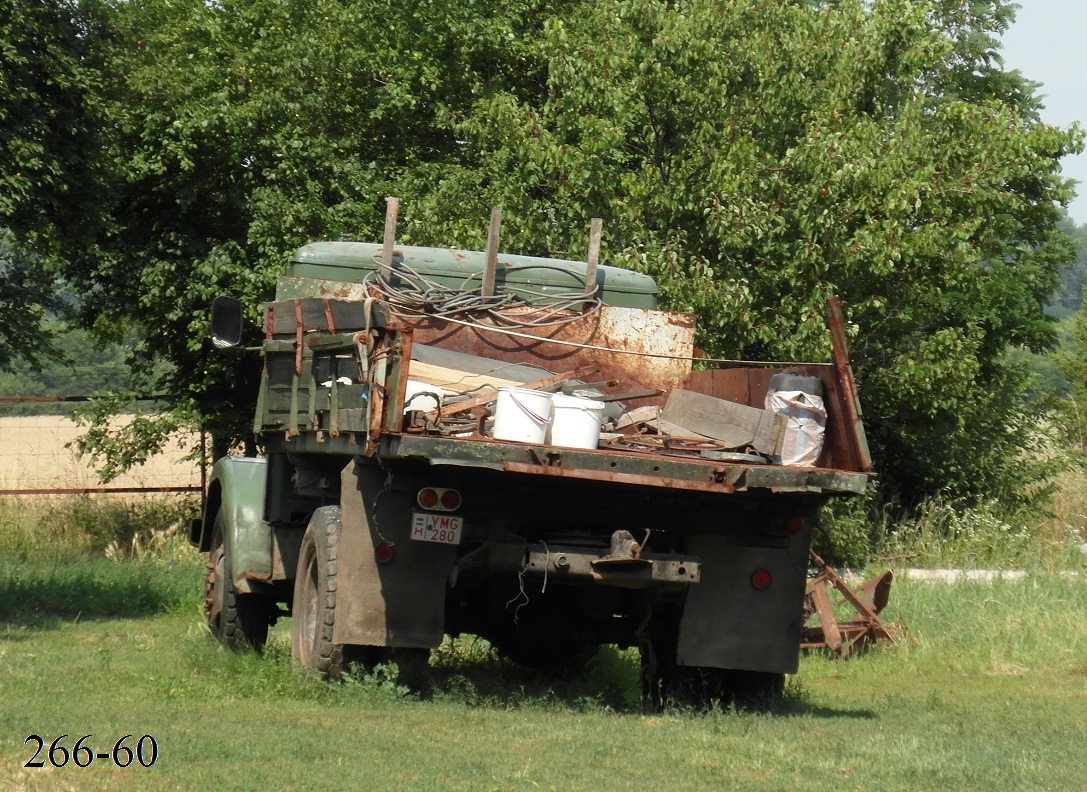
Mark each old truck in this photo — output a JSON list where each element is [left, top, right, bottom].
[[192, 203, 871, 706]]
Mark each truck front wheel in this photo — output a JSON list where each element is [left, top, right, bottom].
[[204, 511, 272, 650]]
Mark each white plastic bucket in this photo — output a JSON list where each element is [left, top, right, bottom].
[[548, 393, 604, 450], [403, 379, 443, 414], [492, 387, 553, 444]]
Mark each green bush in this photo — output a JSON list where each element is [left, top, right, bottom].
[[876, 497, 1084, 570], [818, 469, 1087, 571]]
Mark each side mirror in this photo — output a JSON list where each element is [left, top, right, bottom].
[[210, 296, 245, 349]]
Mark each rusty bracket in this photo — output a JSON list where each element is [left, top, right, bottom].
[[800, 551, 904, 659], [527, 448, 563, 467]]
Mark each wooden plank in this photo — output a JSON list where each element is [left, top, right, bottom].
[[614, 405, 709, 440], [662, 388, 785, 455], [412, 344, 554, 383], [407, 344, 557, 397], [407, 361, 523, 395], [440, 366, 598, 416]]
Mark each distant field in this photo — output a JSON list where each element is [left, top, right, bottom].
[[0, 416, 201, 492]]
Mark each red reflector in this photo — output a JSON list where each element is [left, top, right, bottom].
[[786, 517, 805, 534], [374, 543, 394, 564], [440, 489, 462, 510], [751, 570, 772, 590], [417, 488, 439, 509]]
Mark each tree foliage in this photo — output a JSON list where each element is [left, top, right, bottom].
[[21, 0, 1085, 506], [37, 0, 582, 455], [1049, 218, 1087, 320], [417, 0, 1082, 508], [0, 233, 64, 372], [0, 0, 110, 371], [0, 0, 109, 237], [1053, 218, 1087, 447]]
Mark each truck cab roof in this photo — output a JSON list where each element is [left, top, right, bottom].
[[277, 241, 660, 310]]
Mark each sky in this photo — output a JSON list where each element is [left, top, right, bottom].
[[1000, 0, 1087, 225]]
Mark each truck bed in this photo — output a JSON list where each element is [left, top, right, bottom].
[[253, 295, 871, 499]]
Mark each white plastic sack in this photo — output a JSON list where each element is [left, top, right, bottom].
[[764, 390, 826, 467]]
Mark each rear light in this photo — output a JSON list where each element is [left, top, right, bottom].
[[374, 543, 394, 564], [751, 569, 772, 590], [416, 487, 462, 512], [786, 516, 805, 534]]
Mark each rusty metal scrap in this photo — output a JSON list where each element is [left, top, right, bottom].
[[801, 551, 904, 658]]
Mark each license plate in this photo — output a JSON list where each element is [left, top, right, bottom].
[[410, 511, 463, 545]]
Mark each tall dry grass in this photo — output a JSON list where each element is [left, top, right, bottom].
[[0, 494, 201, 563]]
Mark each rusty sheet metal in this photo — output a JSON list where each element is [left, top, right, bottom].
[[504, 458, 866, 496], [826, 296, 873, 471], [380, 434, 869, 496], [263, 294, 694, 409], [686, 363, 869, 473], [503, 460, 736, 494], [404, 305, 695, 407]]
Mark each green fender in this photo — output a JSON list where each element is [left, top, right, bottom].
[[198, 456, 270, 594]]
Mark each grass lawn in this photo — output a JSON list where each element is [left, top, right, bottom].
[[2, 557, 1086, 791]]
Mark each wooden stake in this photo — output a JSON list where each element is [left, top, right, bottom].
[[585, 217, 602, 298], [483, 208, 502, 298], [380, 196, 399, 281]]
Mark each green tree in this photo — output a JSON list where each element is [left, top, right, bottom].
[[1049, 218, 1087, 319], [46, 0, 577, 461], [38, 0, 1084, 508], [1054, 308, 1087, 449], [0, 233, 63, 372], [0, 0, 111, 371], [432, 0, 1081, 509]]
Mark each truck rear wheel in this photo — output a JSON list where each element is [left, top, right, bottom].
[[291, 506, 432, 689], [204, 512, 272, 650], [292, 506, 353, 679]]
